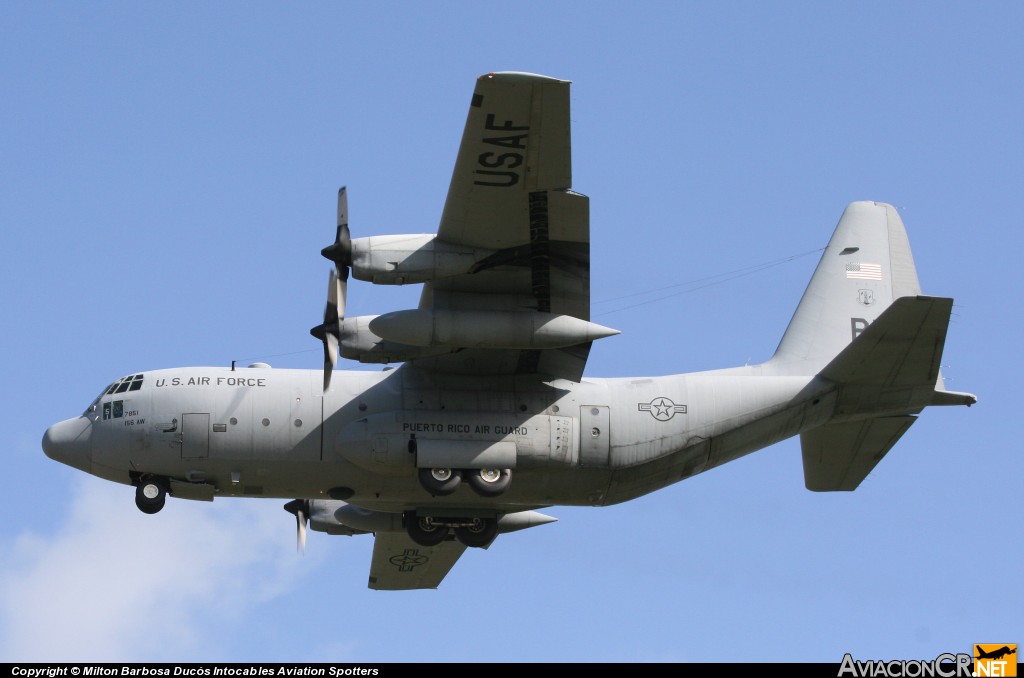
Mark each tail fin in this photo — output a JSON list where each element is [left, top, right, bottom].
[[770, 201, 922, 375], [783, 204, 977, 491]]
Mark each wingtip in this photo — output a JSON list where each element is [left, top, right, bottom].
[[478, 71, 569, 84], [930, 389, 978, 407]]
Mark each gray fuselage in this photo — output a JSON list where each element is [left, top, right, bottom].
[[64, 363, 835, 514]]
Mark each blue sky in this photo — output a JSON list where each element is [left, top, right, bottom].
[[2, 2, 1020, 663]]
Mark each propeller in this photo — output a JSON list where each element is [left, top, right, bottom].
[[283, 499, 310, 554], [309, 268, 344, 392], [321, 187, 352, 276], [310, 187, 351, 393]]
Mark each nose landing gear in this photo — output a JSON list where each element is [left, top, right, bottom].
[[135, 477, 167, 514]]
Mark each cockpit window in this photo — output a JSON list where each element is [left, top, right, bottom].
[[83, 391, 106, 416], [106, 374, 144, 395], [95, 375, 145, 418]]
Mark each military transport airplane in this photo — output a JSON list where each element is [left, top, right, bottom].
[[43, 72, 976, 590]]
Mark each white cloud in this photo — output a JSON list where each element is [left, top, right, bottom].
[[0, 479, 313, 661]]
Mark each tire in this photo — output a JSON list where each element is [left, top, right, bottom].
[[406, 514, 449, 547], [466, 468, 512, 497], [454, 518, 498, 548], [135, 479, 166, 514], [418, 467, 462, 496]]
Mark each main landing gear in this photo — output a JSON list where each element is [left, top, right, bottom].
[[466, 468, 512, 497], [404, 512, 500, 548], [135, 476, 167, 514], [418, 467, 462, 496], [417, 467, 512, 497]]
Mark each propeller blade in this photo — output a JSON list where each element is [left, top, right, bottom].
[[338, 185, 348, 233], [337, 272, 347, 319], [312, 267, 345, 393], [297, 510, 307, 554], [283, 499, 310, 554], [321, 186, 352, 270], [314, 187, 353, 393], [323, 333, 338, 392], [328, 267, 346, 321]]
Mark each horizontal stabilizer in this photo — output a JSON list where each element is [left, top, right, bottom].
[[802, 415, 916, 491], [368, 532, 468, 590], [819, 296, 951, 389]]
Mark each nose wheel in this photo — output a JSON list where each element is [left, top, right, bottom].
[[135, 478, 167, 514]]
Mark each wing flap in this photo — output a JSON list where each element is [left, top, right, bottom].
[[801, 415, 916, 491], [368, 533, 468, 591]]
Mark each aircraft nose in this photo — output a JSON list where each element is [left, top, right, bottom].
[[42, 417, 93, 473]]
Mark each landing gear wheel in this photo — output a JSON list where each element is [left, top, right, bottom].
[[455, 518, 499, 548], [406, 514, 449, 546], [135, 478, 166, 514], [418, 467, 462, 496], [467, 468, 512, 497]]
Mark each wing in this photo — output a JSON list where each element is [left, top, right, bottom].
[[367, 532, 469, 590], [410, 72, 595, 381]]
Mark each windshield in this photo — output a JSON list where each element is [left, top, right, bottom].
[[104, 373, 144, 395], [83, 373, 145, 416], [82, 384, 111, 416]]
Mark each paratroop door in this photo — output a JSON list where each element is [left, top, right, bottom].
[[181, 413, 210, 459]]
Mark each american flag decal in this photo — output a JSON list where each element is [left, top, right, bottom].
[[846, 262, 882, 280]]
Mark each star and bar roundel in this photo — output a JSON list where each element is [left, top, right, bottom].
[[638, 397, 687, 422]]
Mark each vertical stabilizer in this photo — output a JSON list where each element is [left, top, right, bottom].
[[770, 202, 922, 375]]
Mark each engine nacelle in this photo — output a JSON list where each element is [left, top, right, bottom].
[[307, 499, 403, 535], [306, 499, 362, 535], [306, 499, 556, 537], [339, 316, 456, 364], [369, 309, 619, 349], [350, 234, 493, 285]]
